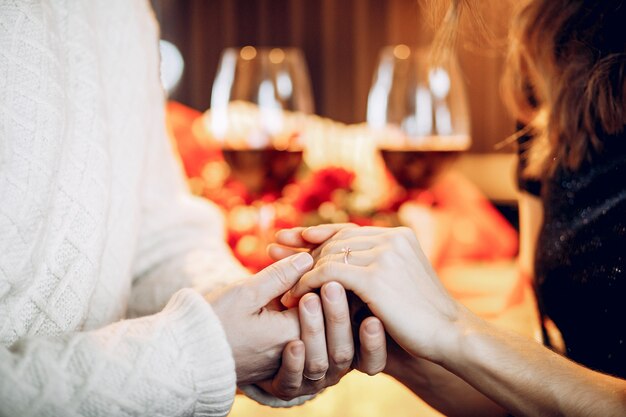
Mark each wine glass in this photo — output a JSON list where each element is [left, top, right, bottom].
[[202, 46, 314, 269], [206, 46, 314, 198], [367, 44, 470, 191]]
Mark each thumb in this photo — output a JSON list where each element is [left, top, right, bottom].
[[251, 252, 314, 308]]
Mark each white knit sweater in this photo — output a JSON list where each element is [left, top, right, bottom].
[[0, 1, 256, 415]]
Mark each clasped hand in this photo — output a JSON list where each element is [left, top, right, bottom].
[[272, 223, 463, 365], [206, 244, 387, 402], [209, 222, 463, 403]]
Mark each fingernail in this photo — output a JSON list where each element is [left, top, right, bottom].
[[290, 343, 304, 357], [303, 295, 321, 314], [365, 320, 382, 336], [291, 252, 313, 273], [324, 282, 342, 302], [280, 292, 291, 306]]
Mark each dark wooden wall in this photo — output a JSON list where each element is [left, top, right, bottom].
[[152, 0, 515, 153]]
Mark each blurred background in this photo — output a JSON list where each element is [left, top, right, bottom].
[[151, 0, 515, 153]]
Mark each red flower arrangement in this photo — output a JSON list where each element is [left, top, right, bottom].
[[291, 167, 355, 213]]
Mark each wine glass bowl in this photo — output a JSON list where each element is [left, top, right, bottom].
[[367, 45, 470, 190], [220, 145, 304, 198], [205, 46, 314, 197]]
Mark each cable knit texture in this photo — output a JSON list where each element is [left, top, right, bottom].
[[0, 0, 251, 415]]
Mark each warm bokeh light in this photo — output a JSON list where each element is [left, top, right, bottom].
[[393, 44, 411, 60], [240, 45, 257, 60], [269, 48, 285, 64]]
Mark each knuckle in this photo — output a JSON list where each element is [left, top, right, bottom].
[[330, 345, 354, 367], [377, 248, 395, 265], [363, 341, 385, 357], [278, 378, 301, 394], [327, 309, 350, 325], [320, 261, 336, 277], [320, 239, 338, 258], [238, 285, 259, 306], [314, 254, 329, 269], [304, 323, 325, 338], [276, 389, 298, 401], [363, 363, 386, 376], [266, 263, 292, 287], [335, 229, 348, 240], [335, 227, 353, 241], [307, 359, 329, 375]]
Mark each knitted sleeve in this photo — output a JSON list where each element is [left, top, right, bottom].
[[127, 91, 251, 318], [0, 289, 236, 417], [0, 1, 238, 414], [127, 133, 318, 408], [125, 4, 251, 318]]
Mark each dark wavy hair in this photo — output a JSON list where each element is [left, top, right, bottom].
[[428, 0, 626, 176]]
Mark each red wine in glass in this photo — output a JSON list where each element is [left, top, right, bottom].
[[380, 146, 462, 190], [221, 147, 303, 198]]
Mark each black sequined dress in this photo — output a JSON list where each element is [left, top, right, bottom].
[[517, 133, 626, 378]]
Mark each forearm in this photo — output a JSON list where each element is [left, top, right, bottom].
[[442, 307, 626, 417], [385, 351, 506, 417]]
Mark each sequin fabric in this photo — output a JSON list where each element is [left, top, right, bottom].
[[519, 134, 626, 378]]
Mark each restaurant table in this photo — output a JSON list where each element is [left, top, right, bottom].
[[230, 259, 541, 416]]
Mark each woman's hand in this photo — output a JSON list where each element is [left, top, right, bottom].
[[206, 253, 312, 385], [271, 225, 508, 415], [278, 225, 464, 363]]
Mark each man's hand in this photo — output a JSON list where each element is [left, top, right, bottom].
[[255, 281, 387, 401], [206, 252, 313, 384]]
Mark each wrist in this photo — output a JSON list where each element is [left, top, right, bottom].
[[385, 353, 422, 384], [431, 303, 484, 368]]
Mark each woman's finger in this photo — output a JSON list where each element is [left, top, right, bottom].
[[315, 237, 381, 259], [300, 223, 358, 244], [299, 293, 330, 382], [275, 227, 315, 249], [270, 225, 369, 261], [267, 243, 303, 261], [356, 317, 387, 376], [320, 282, 354, 375], [315, 250, 374, 268], [281, 262, 365, 308], [310, 227, 388, 259]]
